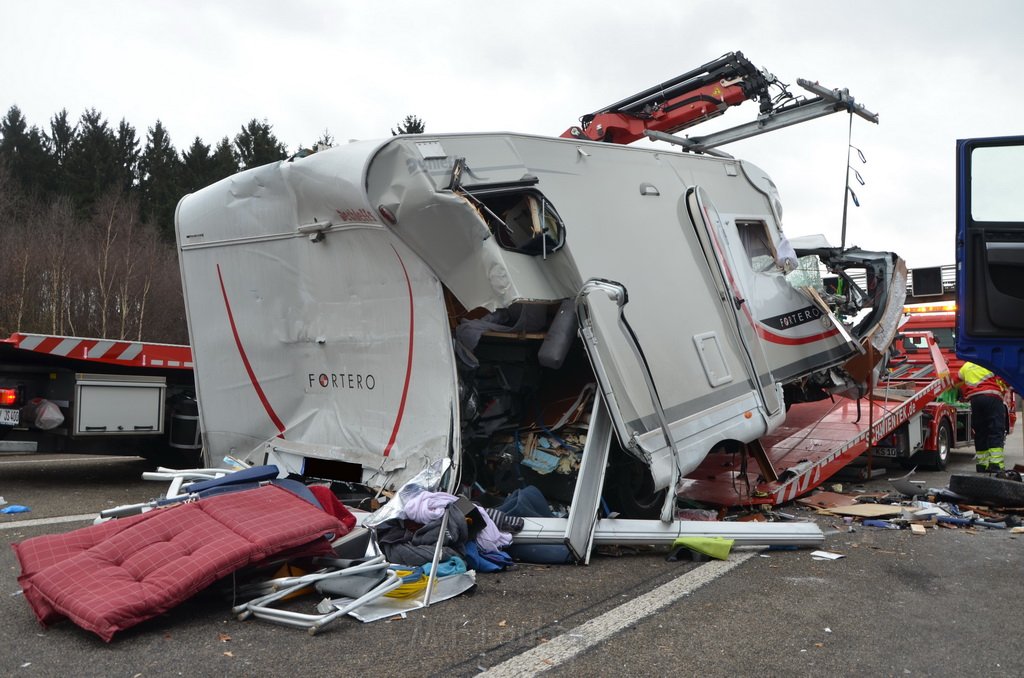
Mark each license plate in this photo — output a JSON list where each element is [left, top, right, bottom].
[[0, 407, 19, 426], [872, 447, 904, 458]]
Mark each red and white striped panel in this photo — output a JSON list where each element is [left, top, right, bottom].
[[8, 333, 193, 370]]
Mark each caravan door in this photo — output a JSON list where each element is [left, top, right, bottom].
[[956, 135, 1024, 391], [685, 186, 782, 416], [564, 172, 775, 486]]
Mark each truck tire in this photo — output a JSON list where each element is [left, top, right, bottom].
[[605, 449, 667, 519], [914, 420, 951, 471], [949, 473, 1024, 507]]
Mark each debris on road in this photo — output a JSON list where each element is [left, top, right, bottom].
[[667, 537, 734, 562], [9, 458, 823, 641], [1, 504, 30, 514], [794, 468, 1024, 534]]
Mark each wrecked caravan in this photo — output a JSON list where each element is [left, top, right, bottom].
[[175, 132, 903, 519]]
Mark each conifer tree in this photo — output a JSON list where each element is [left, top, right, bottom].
[[391, 115, 425, 135], [138, 120, 183, 239], [210, 136, 239, 180], [234, 119, 287, 169], [64, 108, 119, 213], [0, 105, 54, 197], [181, 136, 213, 192]]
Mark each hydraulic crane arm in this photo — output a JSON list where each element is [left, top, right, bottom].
[[662, 78, 879, 154], [561, 51, 775, 144]]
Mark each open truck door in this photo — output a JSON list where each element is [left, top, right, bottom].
[[956, 135, 1024, 391]]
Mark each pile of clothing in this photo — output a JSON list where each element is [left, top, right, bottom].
[[372, 487, 524, 573]]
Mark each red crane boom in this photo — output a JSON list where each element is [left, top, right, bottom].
[[561, 51, 774, 144]]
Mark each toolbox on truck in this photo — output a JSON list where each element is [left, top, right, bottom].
[[73, 374, 166, 436]]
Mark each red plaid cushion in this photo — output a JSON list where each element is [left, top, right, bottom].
[[12, 484, 345, 641]]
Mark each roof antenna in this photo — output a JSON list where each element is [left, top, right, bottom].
[[839, 113, 867, 252]]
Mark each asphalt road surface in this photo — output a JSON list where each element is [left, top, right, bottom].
[[2, 440, 1024, 677]]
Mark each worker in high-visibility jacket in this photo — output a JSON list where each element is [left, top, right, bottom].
[[958, 362, 1010, 472]]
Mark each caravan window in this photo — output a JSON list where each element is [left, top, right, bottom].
[[471, 190, 566, 256], [736, 220, 775, 272]]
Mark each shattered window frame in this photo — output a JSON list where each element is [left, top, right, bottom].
[[467, 188, 567, 256]]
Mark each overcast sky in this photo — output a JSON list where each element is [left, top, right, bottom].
[[4, 1, 1022, 268]]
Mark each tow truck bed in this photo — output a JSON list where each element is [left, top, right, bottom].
[[678, 338, 953, 507], [2, 333, 193, 371]]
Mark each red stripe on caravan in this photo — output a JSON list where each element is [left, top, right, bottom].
[[382, 246, 415, 458], [216, 264, 286, 436], [754, 324, 840, 346], [697, 201, 840, 348]]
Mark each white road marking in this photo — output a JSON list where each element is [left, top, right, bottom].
[[0, 514, 97, 530], [480, 549, 758, 677], [0, 455, 140, 464]]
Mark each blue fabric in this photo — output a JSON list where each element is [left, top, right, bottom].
[[185, 465, 279, 493], [184, 477, 319, 510], [1, 504, 30, 514], [423, 555, 467, 577], [496, 485, 553, 518], [505, 544, 573, 564], [463, 542, 513, 572]]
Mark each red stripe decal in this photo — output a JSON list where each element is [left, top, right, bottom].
[[754, 324, 840, 345], [699, 202, 839, 347], [382, 246, 415, 458], [216, 265, 286, 436]]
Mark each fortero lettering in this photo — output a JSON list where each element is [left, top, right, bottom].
[[760, 305, 823, 332], [308, 373, 376, 390]]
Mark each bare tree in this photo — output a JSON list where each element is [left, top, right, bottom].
[[116, 209, 162, 340], [0, 163, 30, 334], [89, 189, 137, 337], [35, 198, 79, 335]]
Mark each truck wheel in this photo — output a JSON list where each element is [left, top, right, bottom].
[[605, 449, 667, 519], [949, 473, 1024, 507], [915, 420, 951, 471]]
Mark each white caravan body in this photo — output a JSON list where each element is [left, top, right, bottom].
[[175, 133, 891, 494]]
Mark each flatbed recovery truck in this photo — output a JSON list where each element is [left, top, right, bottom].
[[678, 330, 956, 506], [0, 332, 201, 466]]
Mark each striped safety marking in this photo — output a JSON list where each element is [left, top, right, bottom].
[[769, 375, 952, 504], [8, 333, 193, 369]]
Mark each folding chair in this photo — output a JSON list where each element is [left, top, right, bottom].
[[98, 465, 282, 520], [230, 551, 403, 635]]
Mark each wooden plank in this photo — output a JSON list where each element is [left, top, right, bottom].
[[796, 491, 859, 510], [823, 504, 904, 518]]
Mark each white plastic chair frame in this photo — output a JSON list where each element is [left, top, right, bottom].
[[96, 468, 233, 521], [231, 554, 403, 635], [143, 467, 233, 499]]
